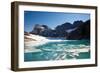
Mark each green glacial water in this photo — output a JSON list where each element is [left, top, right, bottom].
[[24, 40, 90, 61]]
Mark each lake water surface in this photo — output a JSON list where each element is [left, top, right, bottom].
[[24, 40, 90, 61]]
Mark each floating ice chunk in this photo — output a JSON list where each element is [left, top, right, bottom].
[[25, 48, 42, 53]]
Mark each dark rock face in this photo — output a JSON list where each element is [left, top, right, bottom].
[[55, 21, 84, 37], [30, 24, 45, 34], [30, 24, 55, 37], [80, 20, 90, 39], [67, 20, 90, 40], [55, 22, 72, 37], [56, 22, 72, 30], [29, 20, 90, 40], [72, 21, 84, 28]]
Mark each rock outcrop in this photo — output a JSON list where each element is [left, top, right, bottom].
[[29, 20, 90, 40], [67, 20, 90, 40]]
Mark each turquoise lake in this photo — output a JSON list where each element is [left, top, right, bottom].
[[24, 40, 90, 61]]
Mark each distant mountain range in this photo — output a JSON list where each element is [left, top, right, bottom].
[[25, 20, 90, 40]]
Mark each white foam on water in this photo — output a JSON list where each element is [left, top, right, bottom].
[[25, 48, 42, 53], [24, 34, 68, 48], [24, 34, 90, 53], [25, 47, 90, 53]]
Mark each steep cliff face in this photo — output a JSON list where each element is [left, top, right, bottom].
[[67, 20, 90, 40], [55, 22, 72, 37], [30, 24, 55, 37], [29, 20, 90, 40], [30, 24, 45, 35], [55, 21, 84, 37], [80, 20, 90, 39]]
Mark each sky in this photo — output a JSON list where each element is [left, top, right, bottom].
[[24, 11, 90, 32]]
